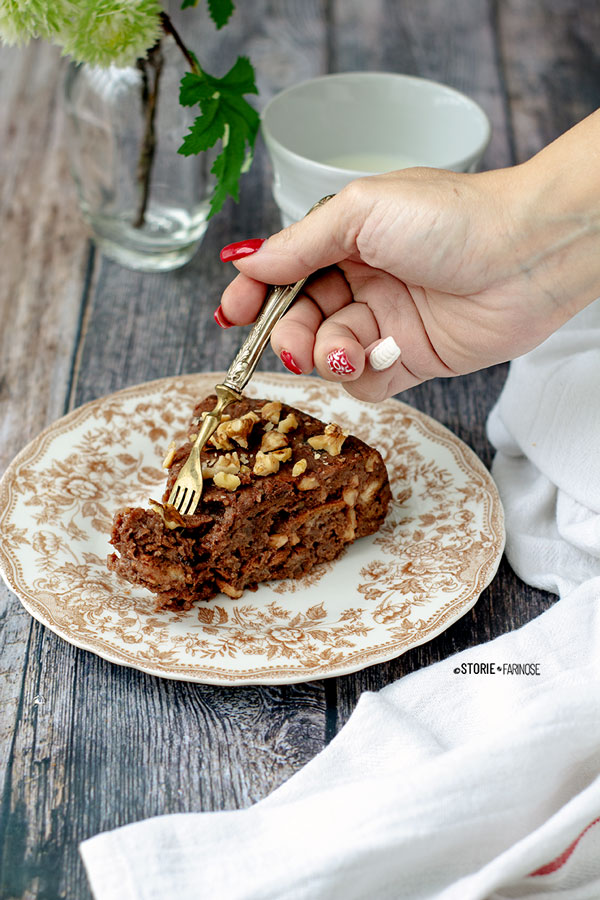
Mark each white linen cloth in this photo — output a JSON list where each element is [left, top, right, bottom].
[[80, 300, 600, 900]]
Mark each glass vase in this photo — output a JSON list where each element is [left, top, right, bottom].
[[64, 36, 215, 272]]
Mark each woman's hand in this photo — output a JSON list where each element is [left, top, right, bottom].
[[218, 112, 600, 401]]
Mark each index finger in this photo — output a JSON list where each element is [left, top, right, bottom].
[[219, 272, 269, 326]]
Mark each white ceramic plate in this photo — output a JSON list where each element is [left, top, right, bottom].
[[0, 372, 504, 684]]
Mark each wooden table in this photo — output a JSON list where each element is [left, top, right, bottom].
[[1, 2, 599, 897]]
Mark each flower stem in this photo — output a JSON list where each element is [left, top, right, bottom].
[[160, 11, 201, 75], [133, 41, 164, 229], [132, 14, 198, 230]]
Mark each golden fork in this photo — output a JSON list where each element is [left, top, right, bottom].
[[167, 195, 334, 516]]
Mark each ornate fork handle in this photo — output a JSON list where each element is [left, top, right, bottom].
[[221, 194, 334, 397], [195, 279, 310, 458], [222, 278, 307, 395]]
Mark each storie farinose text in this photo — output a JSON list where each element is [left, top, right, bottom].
[[453, 662, 541, 675]]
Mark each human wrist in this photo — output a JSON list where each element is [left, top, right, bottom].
[[510, 113, 600, 316]]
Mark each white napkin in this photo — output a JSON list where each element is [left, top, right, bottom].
[[487, 299, 600, 598], [81, 300, 600, 900]]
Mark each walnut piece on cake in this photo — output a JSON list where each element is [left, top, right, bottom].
[[108, 396, 391, 610]]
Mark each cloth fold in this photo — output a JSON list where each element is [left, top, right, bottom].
[[81, 300, 600, 900], [487, 299, 600, 597]]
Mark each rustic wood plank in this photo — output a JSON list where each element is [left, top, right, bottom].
[[0, 41, 90, 471], [1, 5, 331, 898], [0, 43, 91, 894], [498, 0, 600, 162], [2, 631, 326, 900]]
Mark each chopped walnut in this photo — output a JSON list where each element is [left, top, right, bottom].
[[292, 458, 307, 477], [162, 440, 177, 469], [166, 564, 186, 582], [213, 471, 241, 491], [342, 508, 357, 542], [210, 411, 260, 450], [201, 451, 241, 480], [209, 429, 233, 451], [260, 401, 282, 424], [365, 453, 378, 473], [253, 447, 292, 476], [343, 487, 358, 507], [277, 412, 299, 433], [307, 423, 347, 456], [260, 431, 289, 452], [148, 500, 187, 530], [268, 534, 288, 549], [297, 474, 319, 491], [216, 578, 243, 599], [289, 533, 300, 546], [359, 479, 382, 504], [343, 475, 359, 507], [253, 451, 279, 476], [264, 422, 274, 432], [271, 447, 292, 463]]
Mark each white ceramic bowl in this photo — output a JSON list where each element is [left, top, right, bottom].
[[261, 71, 491, 226]]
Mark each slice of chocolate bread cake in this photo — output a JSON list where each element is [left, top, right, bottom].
[[108, 395, 391, 610]]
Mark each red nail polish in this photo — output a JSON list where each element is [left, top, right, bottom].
[[327, 348, 356, 375], [214, 306, 233, 328], [280, 350, 303, 375], [220, 239, 265, 263]]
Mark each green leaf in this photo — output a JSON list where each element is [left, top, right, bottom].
[[181, 0, 200, 8], [207, 0, 235, 29], [217, 55, 259, 95], [209, 119, 246, 213], [179, 101, 226, 156], [223, 93, 260, 136], [179, 72, 214, 107], [177, 56, 259, 217]]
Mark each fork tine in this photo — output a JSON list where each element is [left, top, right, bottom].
[[169, 484, 188, 511], [182, 491, 198, 516], [165, 384, 245, 517], [167, 483, 199, 516], [168, 484, 181, 508]]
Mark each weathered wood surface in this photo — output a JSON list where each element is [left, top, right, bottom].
[[1, 1, 599, 897]]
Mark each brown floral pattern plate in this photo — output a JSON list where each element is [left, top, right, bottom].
[[0, 372, 504, 684]]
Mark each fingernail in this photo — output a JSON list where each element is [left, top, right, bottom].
[[214, 306, 233, 328], [369, 336, 401, 371], [220, 239, 265, 263], [280, 350, 303, 375], [327, 348, 356, 376]]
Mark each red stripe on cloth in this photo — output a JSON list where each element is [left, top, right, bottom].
[[529, 817, 600, 877]]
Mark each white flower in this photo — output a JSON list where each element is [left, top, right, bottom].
[[60, 0, 163, 68], [0, 0, 163, 67], [0, 0, 68, 44]]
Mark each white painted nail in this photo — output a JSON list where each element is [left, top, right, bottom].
[[369, 336, 401, 371]]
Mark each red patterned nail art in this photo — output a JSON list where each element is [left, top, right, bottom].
[[327, 348, 356, 375], [214, 306, 233, 328], [220, 239, 265, 262], [280, 350, 302, 375]]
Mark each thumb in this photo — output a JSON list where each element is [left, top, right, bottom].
[[232, 184, 370, 284]]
